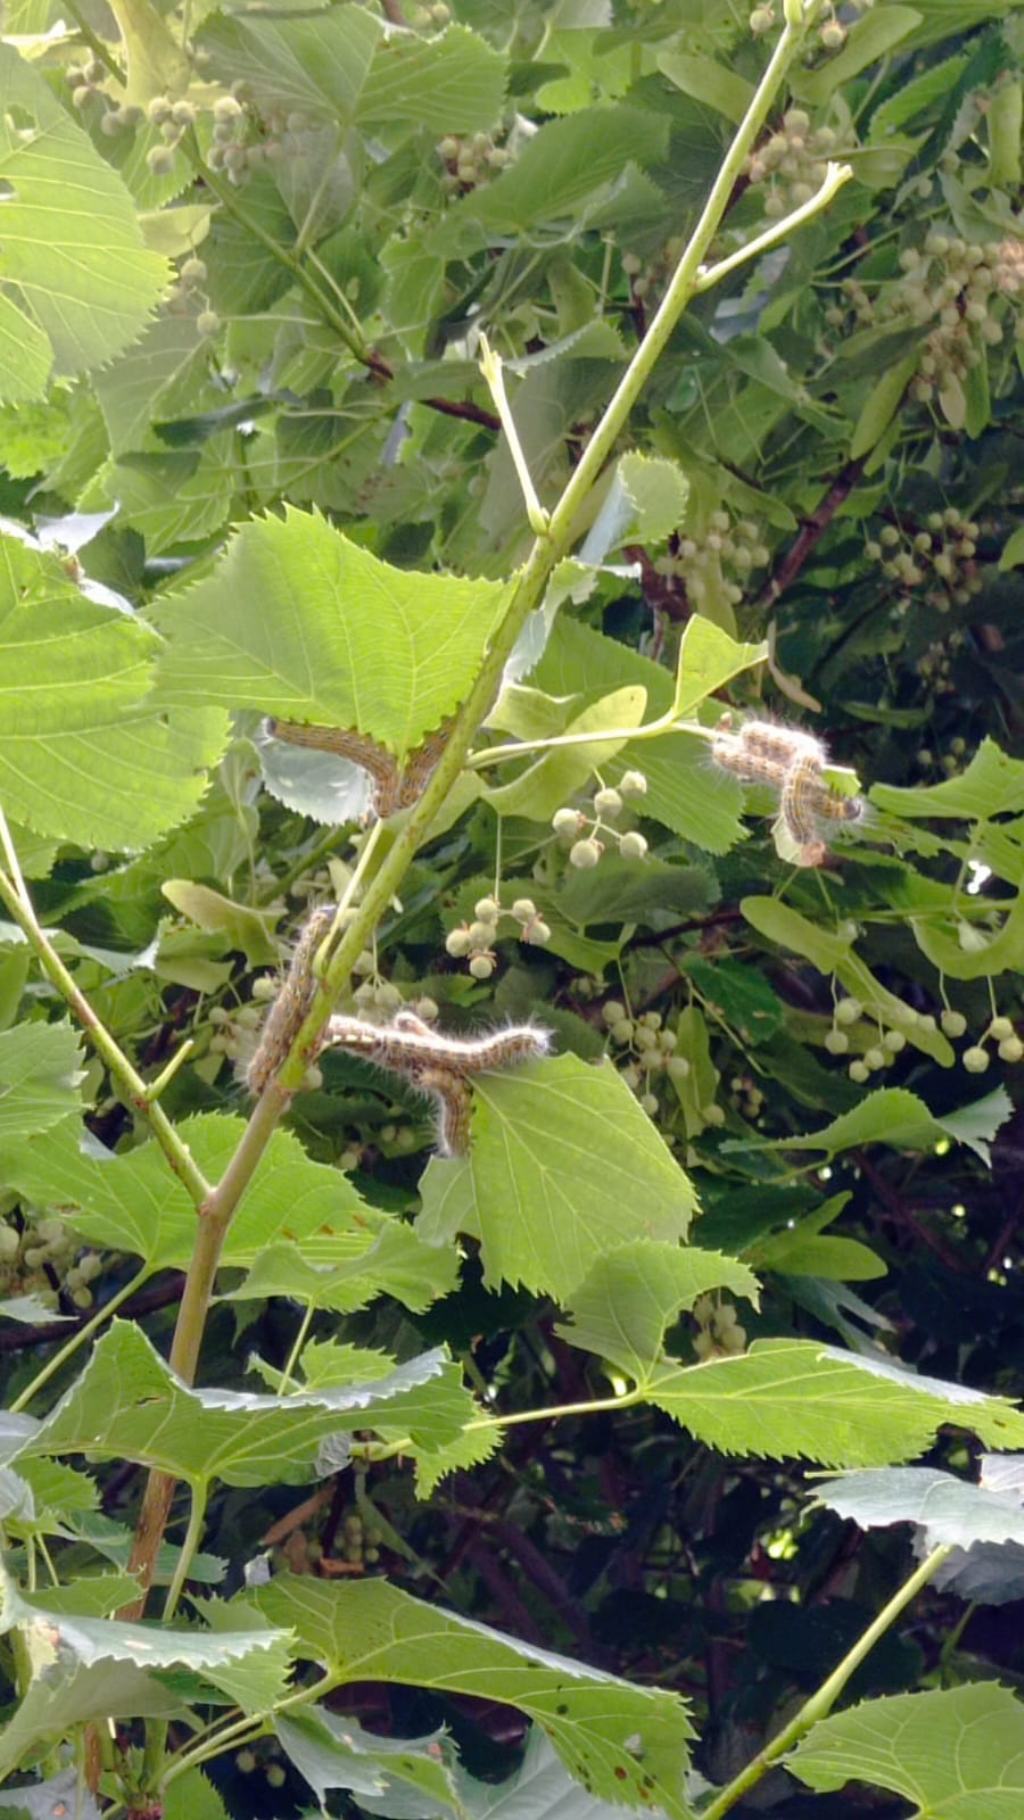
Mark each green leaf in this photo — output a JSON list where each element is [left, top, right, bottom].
[[153, 509, 509, 760], [461, 1728, 650, 1820], [763, 1086, 1012, 1164], [848, 354, 919, 460], [647, 1339, 1024, 1465], [749, 1196, 885, 1283], [160, 881, 281, 965], [0, 1567, 293, 1715], [812, 1463, 1024, 1549], [250, 1575, 695, 1815], [671, 617, 767, 718], [0, 45, 168, 401], [163, 1770, 229, 1820], [199, 6, 382, 123], [681, 956, 784, 1046], [0, 1655, 184, 1783], [358, 25, 508, 134], [557, 1240, 760, 1381], [787, 1683, 1024, 1816], [792, 8, 923, 105], [0, 533, 225, 851], [657, 52, 754, 123], [871, 737, 1024, 820], [483, 686, 649, 821], [0, 1023, 83, 1141], [0, 1114, 375, 1274], [222, 1223, 459, 1317], [999, 526, 1024, 572], [417, 1055, 696, 1300], [434, 107, 670, 253], [15, 1321, 470, 1489], [582, 452, 688, 562], [557, 855, 714, 927], [276, 1708, 461, 1811], [93, 314, 208, 457], [531, 619, 746, 852]]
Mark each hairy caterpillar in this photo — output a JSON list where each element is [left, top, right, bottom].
[[266, 719, 450, 819], [322, 1012, 552, 1156], [325, 1012, 552, 1078], [247, 909, 332, 1096], [712, 716, 864, 866]]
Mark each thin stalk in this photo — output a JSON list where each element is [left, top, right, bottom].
[[162, 1480, 208, 1624], [10, 1267, 150, 1415], [693, 161, 852, 294], [162, 1673, 336, 1789], [478, 335, 550, 535], [468, 713, 714, 771], [277, 1304, 315, 1395], [701, 1543, 953, 1819], [0, 848, 209, 1210]]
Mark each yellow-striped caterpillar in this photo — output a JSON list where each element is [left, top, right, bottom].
[[711, 717, 864, 867], [322, 1012, 552, 1156], [266, 718, 450, 820]]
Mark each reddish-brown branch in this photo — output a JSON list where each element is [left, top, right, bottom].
[[760, 457, 865, 607]]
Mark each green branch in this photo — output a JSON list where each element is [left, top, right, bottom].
[[0, 813, 210, 1212], [701, 1543, 953, 1819]]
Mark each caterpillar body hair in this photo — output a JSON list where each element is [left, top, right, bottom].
[[324, 1015, 552, 1079], [323, 1015, 551, 1157], [417, 1073, 472, 1158], [247, 908, 332, 1096], [710, 734, 790, 789]]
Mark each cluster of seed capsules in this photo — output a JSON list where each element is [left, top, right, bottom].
[[601, 1002, 692, 1118], [827, 232, 1024, 414], [437, 130, 514, 192], [749, 0, 868, 44], [0, 1216, 101, 1312], [652, 514, 771, 614], [445, 894, 552, 982], [824, 995, 1022, 1082], [552, 771, 650, 871], [693, 1294, 746, 1360], [744, 109, 843, 218], [864, 510, 984, 614]]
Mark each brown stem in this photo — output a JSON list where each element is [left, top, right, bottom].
[[122, 1084, 291, 1613], [760, 457, 865, 607]]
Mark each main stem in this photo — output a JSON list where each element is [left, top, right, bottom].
[[128, 0, 821, 1648], [701, 1543, 953, 1819]]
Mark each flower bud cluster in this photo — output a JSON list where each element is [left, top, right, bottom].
[[603, 1002, 689, 1116], [0, 1212, 102, 1312], [693, 1294, 746, 1359], [829, 233, 1024, 417], [865, 509, 983, 614], [621, 236, 685, 304], [749, 1, 870, 44], [551, 772, 650, 874], [826, 994, 1023, 1081], [437, 131, 513, 193], [654, 514, 770, 612], [143, 94, 200, 172], [445, 895, 551, 981], [744, 110, 842, 219]]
